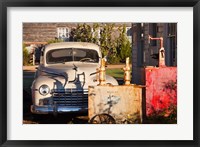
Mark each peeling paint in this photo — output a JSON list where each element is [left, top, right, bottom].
[[88, 85, 143, 124], [145, 67, 177, 117]]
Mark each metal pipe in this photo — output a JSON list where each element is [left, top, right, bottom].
[[98, 59, 106, 85], [148, 36, 164, 49], [148, 35, 165, 67], [123, 57, 131, 85]]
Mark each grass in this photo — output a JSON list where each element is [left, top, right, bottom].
[[106, 68, 124, 79]]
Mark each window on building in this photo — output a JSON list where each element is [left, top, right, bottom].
[[57, 27, 70, 40]]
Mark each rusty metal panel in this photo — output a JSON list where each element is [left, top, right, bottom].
[[88, 85, 143, 124], [145, 67, 177, 117]]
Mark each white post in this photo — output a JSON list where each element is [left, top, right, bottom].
[[33, 53, 35, 66]]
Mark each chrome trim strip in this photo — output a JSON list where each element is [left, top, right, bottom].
[[31, 105, 88, 114]]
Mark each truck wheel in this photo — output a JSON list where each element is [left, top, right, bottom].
[[90, 113, 116, 124]]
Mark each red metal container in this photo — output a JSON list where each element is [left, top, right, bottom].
[[145, 66, 177, 117]]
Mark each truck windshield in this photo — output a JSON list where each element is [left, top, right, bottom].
[[46, 48, 99, 64]]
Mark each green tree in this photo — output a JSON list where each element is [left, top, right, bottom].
[[70, 23, 131, 64], [73, 23, 93, 42], [72, 23, 117, 59], [99, 23, 116, 58], [92, 23, 100, 44], [23, 43, 29, 66], [116, 24, 131, 63]]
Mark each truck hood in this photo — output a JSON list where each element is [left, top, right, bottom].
[[41, 63, 99, 81]]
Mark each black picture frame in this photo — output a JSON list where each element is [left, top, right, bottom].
[[0, 0, 199, 146]]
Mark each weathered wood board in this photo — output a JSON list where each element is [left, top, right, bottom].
[[88, 85, 143, 124]]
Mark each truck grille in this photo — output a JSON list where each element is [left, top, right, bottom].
[[51, 89, 88, 107]]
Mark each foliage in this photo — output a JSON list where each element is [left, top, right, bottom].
[[70, 23, 131, 64], [73, 23, 116, 57], [73, 23, 92, 42], [108, 55, 121, 64], [47, 38, 63, 44], [116, 24, 132, 63], [23, 43, 30, 66], [99, 23, 117, 58], [92, 23, 101, 44]]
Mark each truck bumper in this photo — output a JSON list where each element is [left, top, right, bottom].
[[31, 105, 88, 114]]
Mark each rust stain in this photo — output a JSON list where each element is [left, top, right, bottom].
[[88, 85, 143, 124]]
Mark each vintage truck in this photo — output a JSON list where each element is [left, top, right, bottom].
[[30, 42, 118, 115]]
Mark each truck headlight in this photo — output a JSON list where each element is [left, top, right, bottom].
[[39, 85, 50, 96]]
